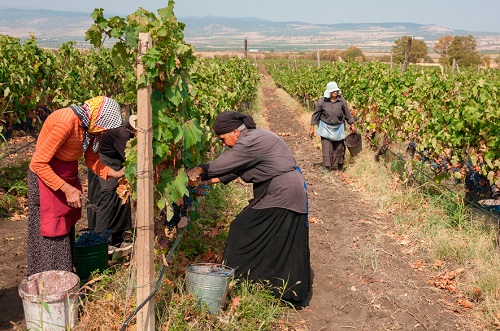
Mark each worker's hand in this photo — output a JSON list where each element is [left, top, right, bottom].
[[191, 183, 210, 197], [350, 124, 356, 133], [186, 167, 203, 186], [108, 167, 125, 179], [60, 182, 83, 208], [309, 126, 315, 139]]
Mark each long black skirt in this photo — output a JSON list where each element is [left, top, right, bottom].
[[222, 207, 310, 302], [321, 137, 346, 168], [87, 171, 131, 245]]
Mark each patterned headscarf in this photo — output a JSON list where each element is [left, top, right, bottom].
[[70, 96, 123, 153]]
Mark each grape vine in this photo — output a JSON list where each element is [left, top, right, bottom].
[[265, 59, 500, 193], [0, 2, 260, 248]]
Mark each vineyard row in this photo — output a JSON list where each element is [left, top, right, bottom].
[[265, 59, 500, 194]]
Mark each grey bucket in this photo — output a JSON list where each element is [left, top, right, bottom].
[[18, 270, 80, 330], [185, 263, 235, 314], [345, 132, 362, 156]]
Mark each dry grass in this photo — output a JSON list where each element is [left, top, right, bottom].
[[74, 268, 137, 331], [346, 147, 500, 329]]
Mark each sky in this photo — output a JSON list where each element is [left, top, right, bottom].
[[2, 0, 500, 33]]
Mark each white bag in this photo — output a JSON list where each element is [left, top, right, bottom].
[[316, 120, 346, 141]]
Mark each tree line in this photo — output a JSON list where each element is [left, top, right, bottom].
[[391, 35, 492, 68], [284, 35, 499, 69]]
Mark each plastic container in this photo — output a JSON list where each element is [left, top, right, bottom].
[[185, 263, 235, 314], [18, 270, 80, 330], [75, 242, 108, 282], [345, 132, 362, 156]]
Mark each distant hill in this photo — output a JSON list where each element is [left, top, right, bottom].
[[1, 8, 499, 52], [0, 8, 93, 47]]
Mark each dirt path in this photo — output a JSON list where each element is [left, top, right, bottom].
[[258, 69, 478, 330], [0, 138, 32, 331]]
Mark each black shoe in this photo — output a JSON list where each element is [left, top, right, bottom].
[[283, 297, 309, 310]]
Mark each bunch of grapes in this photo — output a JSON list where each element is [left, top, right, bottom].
[[405, 141, 417, 158], [164, 195, 194, 229], [75, 230, 112, 247]]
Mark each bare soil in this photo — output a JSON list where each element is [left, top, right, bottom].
[[0, 71, 483, 330], [0, 138, 32, 331]]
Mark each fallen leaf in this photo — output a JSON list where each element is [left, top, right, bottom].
[[103, 292, 113, 301], [411, 260, 426, 270], [231, 296, 241, 310], [433, 260, 445, 269], [309, 217, 323, 224], [202, 250, 215, 262], [449, 268, 465, 278], [458, 299, 472, 309], [471, 287, 482, 302], [429, 268, 465, 293], [203, 228, 220, 238], [358, 219, 373, 225], [11, 213, 25, 222], [177, 216, 188, 228], [116, 177, 131, 204]]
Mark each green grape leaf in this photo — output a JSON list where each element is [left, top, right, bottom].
[[183, 119, 203, 149], [111, 43, 131, 68]]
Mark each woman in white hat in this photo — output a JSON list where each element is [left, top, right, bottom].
[[309, 81, 356, 171]]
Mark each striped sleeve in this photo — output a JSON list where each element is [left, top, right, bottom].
[[29, 122, 72, 190], [84, 148, 111, 180]]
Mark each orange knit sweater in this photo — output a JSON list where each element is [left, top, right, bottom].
[[29, 107, 111, 191]]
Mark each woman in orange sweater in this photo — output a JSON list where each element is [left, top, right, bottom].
[[28, 96, 125, 276]]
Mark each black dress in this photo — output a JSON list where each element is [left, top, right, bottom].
[[87, 125, 133, 245], [201, 128, 311, 303]]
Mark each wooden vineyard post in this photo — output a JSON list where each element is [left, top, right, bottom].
[[135, 32, 155, 331], [317, 49, 320, 68], [244, 37, 248, 59], [401, 37, 412, 73]]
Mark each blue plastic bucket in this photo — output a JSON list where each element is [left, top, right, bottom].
[[185, 263, 235, 314]]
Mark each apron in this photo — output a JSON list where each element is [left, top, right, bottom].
[[38, 158, 82, 237]]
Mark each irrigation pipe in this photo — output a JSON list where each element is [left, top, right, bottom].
[[385, 148, 500, 224], [119, 216, 190, 331]]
